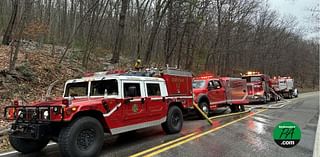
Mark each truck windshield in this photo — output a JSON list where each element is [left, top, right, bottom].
[[243, 76, 261, 82], [64, 82, 88, 97], [90, 79, 118, 96], [192, 80, 206, 88]]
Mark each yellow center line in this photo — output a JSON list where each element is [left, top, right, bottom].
[[143, 109, 268, 157], [129, 132, 198, 157]]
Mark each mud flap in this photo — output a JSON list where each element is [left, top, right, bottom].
[[193, 102, 213, 125]]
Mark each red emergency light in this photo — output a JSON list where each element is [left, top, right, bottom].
[[245, 71, 260, 75], [197, 72, 215, 79], [106, 70, 126, 75], [83, 72, 95, 77]]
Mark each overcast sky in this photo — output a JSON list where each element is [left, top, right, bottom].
[[268, 0, 319, 39]]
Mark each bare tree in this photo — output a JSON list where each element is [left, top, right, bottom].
[[2, 0, 18, 45], [110, 0, 130, 64]]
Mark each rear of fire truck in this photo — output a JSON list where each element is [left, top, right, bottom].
[[271, 76, 298, 98], [242, 71, 272, 103]]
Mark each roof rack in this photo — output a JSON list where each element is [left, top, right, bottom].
[[82, 66, 192, 78]]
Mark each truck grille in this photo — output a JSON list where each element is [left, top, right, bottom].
[[5, 106, 64, 122]]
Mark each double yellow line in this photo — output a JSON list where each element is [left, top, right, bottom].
[[129, 109, 267, 157]]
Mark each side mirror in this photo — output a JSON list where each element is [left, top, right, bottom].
[[124, 98, 133, 104]]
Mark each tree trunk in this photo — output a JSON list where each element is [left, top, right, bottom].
[[144, 0, 171, 65], [2, 0, 19, 45], [110, 0, 129, 64], [9, 0, 32, 72]]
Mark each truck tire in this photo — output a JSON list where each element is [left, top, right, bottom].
[[162, 106, 183, 134], [289, 91, 293, 99], [9, 135, 49, 154], [198, 101, 210, 117], [295, 90, 299, 98], [58, 116, 104, 157], [229, 105, 239, 113], [240, 105, 245, 111]]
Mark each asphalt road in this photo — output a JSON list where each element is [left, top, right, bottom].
[[0, 92, 319, 157]]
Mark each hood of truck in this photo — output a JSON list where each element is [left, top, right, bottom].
[[31, 97, 104, 106]]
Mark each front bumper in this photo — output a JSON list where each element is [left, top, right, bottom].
[[247, 95, 265, 103], [9, 123, 51, 140]]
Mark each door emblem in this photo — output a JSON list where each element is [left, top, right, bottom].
[[132, 104, 138, 113]]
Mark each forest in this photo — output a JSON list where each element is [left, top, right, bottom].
[[0, 0, 319, 90]]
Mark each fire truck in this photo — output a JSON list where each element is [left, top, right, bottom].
[[4, 69, 193, 157], [192, 73, 248, 116], [241, 71, 272, 103], [270, 76, 298, 98]]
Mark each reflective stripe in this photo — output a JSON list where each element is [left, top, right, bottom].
[[210, 92, 248, 105], [110, 117, 167, 135], [130, 98, 141, 102], [166, 96, 193, 99], [103, 103, 122, 117], [210, 100, 227, 105], [150, 97, 163, 101]]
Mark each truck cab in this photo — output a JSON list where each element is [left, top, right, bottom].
[[241, 71, 272, 103], [193, 74, 248, 116], [4, 69, 193, 157]]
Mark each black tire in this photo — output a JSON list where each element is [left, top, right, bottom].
[[9, 135, 49, 154], [162, 106, 183, 134], [289, 91, 293, 99], [240, 105, 245, 111], [197, 101, 210, 118], [229, 105, 239, 113], [58, 116, 104, 157]]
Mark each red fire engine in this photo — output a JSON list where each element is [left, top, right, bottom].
[[241, 71, 272, 103], [4, 68, 193, 157], [192, 73, 248, 116]]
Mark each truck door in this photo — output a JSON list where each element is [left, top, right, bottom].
[[207, 80, 226, 105], [212, 80, 226, 104], [122, 81, 146, 124], [144, 82, 167, 120]]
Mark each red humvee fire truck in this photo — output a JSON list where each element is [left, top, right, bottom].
[[270, 76, 298, 98], [4, 69, 193, 157], [241, 71, 272, 103], [192, 73, 248, 116]]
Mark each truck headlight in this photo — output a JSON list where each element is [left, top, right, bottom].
[[43, 110, 49, 120], [18, 110, 24, 118]]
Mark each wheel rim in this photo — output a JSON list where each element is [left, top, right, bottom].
[[202, 105, 209, 115], [76, 128, 96, 151], [171, 111, 181, 127]]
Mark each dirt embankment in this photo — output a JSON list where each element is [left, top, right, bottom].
[[0, 43, 87, 152]]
